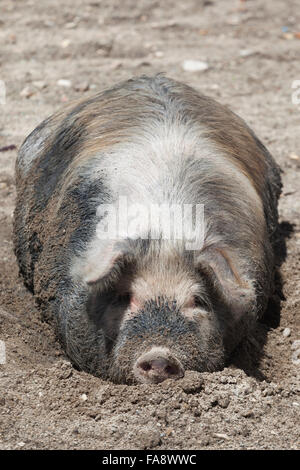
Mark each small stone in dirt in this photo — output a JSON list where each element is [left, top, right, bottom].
[[138, 429, 161, 449], [209, 395, 219, 407], [289, 153, 300, 160], [199, 436, 210, 446], [291, 340, 300, 350], [213, 433, 230, 440], [156, 408, 167, 421], [291, 349, 300, 365], [182, 60, 209, 72], [32, 80, 47, 90], [282, 327, 291, 338], [169, 399, 180, 410], [193, 407, 202, 417], [74, 82, 90, 92], [239, 49, 255, 57], [219, 375, 228, 384], [80, 393, 88, 401], [137, 61, 151, 67], [240, 425, 250, 437], [235, 382, 253, 396], [65, 22, 77, 29], [57, 79, 72, 88], [20, 87, 35, 98], [282, 32, 294, 40], [177, 371, 204, 394], [61, 39, 71, 48], [86, 408, 99, 419], [165, 427, 173, 437], [226, 375, 237, 384], [241, 409, 254, 418], [95, 385, 112, 404], [218, 396, 230, 408], [57, 360, 73, 379]]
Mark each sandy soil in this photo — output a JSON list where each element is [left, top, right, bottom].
[[0, 0, 299, 450]]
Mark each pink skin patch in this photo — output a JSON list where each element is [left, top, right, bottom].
[[130, 295, 141, 313]]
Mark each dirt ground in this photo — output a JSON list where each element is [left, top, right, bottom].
[[0, 0, 299, 450]]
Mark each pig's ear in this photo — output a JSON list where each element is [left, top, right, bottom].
[[195, 247, 255, 319], [73, 241, 135, 290]]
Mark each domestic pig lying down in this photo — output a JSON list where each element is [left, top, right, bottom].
[[14, 75, 282, 384]]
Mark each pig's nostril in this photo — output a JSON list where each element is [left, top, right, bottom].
[[165, 364, 179, 375], [140, 361, 151, 372]]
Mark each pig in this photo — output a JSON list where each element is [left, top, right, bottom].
[[13, 75, 282, 384]]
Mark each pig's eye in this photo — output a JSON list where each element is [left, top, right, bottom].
[[194, 296, 207, 308], [117, 293, 131, 304]]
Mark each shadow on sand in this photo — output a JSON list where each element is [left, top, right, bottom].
[[230, 220, 294, 381]]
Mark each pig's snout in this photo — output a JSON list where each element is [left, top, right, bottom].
[[133, 347, 185, 384]]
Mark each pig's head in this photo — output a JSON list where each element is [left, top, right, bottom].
[[109, 296, 224, 384], [80, 239, 255, 384]]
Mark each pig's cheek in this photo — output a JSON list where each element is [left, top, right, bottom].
[[120, 298, 141, 326], [130, 296, 140, 313]]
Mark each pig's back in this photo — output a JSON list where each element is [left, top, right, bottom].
[[14, 75, 281, 300]]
